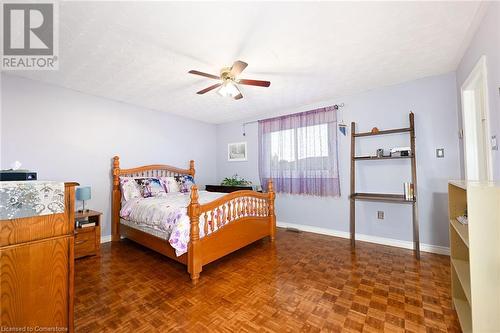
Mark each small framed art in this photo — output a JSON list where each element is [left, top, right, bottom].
[[228, 142, 247, 162]]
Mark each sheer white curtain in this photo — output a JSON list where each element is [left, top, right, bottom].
[[258, 106, 340, 196]]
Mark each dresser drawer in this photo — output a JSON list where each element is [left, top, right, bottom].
[[75, 229, 96, 258], [1, 213, 70, 246], [1, 235, 71, 329]]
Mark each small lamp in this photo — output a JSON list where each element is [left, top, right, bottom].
[[76, 186, 91, 213]]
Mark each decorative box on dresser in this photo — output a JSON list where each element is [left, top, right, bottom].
[[448, 181, 500, 332], [0, 181, 77, 332]]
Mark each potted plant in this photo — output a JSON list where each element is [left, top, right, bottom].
[[221, 174, 252, 186]]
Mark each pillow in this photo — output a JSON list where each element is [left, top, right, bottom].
[[174, 175, 195, 193], [119, 177, 141, 201], [159, 176, 180, 193], [134, 178, 167, 198]]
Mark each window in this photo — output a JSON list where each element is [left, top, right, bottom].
[[258, 107, 340, 196], [270, 124, 329, 163]]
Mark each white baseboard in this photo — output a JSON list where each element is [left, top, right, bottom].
[[101, 235, 112, 244], [99, 223, 450, 255], [276, 221, 450, 256]]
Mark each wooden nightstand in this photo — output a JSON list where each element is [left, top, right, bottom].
[[75, 210, 101, 259]]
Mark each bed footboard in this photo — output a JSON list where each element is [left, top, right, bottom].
[[187, 181, 276, 284]]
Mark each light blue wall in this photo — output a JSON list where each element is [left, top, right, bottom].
[[216, 73, 461, 247], [1, 74, 218, 238], [456, 2, 500, 180], [2, 72, 462, 247]]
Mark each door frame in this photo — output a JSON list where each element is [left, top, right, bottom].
[[460, 55, 493, 181]]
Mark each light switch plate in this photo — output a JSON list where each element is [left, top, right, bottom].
[[492, 135, 498, 151], [377, 211, 384, 219], [436, 148, 445, 158]]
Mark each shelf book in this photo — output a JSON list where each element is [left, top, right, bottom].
[[448, 181, 500, 332]]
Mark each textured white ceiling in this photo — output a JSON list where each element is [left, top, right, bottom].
[[12, 1, 482, 124]]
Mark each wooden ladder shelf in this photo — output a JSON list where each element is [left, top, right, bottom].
[[350, 112, 420, 259]]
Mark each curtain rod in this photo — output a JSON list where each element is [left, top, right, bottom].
[[241, 103, 344, 136]]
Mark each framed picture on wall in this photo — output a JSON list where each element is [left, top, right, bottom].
[[228, 142, 247, 162]]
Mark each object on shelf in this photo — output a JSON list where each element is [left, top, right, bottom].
[[390, 147, 411, 157], [75, 217, 96, 229], [371, 127, 380, 134], [76, 219, 96, 228], [456, 215, 468, 225], [403, 182, 415, 200], [376, 149, 384, 158]]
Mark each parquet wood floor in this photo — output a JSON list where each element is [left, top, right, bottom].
[[75, 229, 461, 332]]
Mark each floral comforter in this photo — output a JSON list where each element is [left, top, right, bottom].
[[120, 191, 225, 256]]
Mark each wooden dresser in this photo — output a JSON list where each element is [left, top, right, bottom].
[[0, 181, 77, 332]]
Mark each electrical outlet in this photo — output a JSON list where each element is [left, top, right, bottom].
[[436, 148, 445, 158], [377, 211, 384, 220]]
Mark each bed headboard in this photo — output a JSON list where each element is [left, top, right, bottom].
[[112, 156, 195, 179], [111, 155, 195, 241]]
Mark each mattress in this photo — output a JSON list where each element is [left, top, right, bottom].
[[120, 218, 170, 240], [119, 191, 226, 256]]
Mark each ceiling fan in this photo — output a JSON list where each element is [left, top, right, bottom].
[[188, 60, 271, 100]]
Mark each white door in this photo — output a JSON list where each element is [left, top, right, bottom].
[[461, 56, 492, 181]]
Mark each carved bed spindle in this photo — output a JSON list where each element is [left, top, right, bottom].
[[203, 213, 209, 236], [112, 156, 121, 242], [188, 185, 201, 284], [227, 201, 232, 222]]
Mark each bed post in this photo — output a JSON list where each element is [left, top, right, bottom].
[[189, 160, 195, 177], [188, 185, 202, 284], [268, 179, 276, 242], [112, 156, 121, 242]]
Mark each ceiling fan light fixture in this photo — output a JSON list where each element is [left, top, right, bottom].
[[189, 60, 270, 100], [217, 80, 240, 98]]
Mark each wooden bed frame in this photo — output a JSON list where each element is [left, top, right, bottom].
[[111, 156, 276, 284]]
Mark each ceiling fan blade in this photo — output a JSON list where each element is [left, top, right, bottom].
[[238, 79, 271, 87], [233, 84, 243, 100], [230, 60, 248, 76], [188, 70, 220, 80], [196, 83, 222, 94]]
